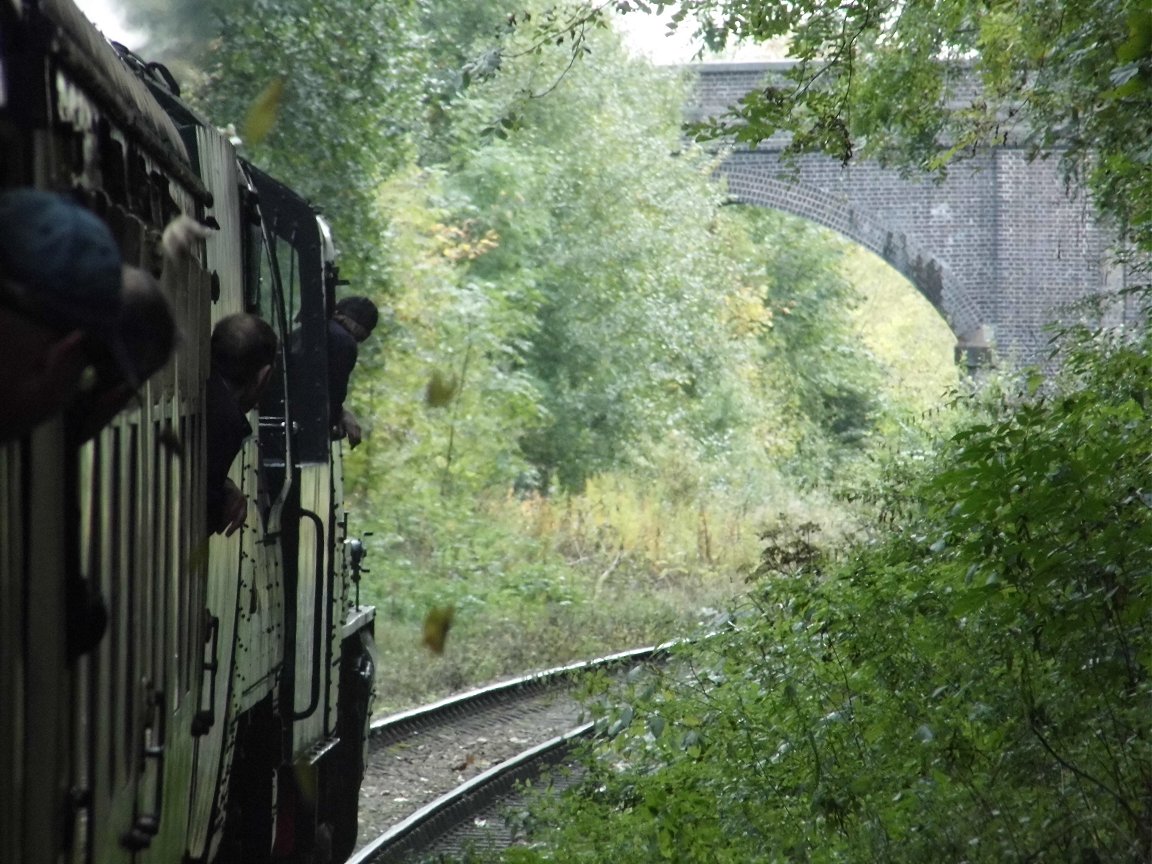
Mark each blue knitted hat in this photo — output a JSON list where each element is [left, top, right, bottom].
[[0, 188, 139, 387], [0, 188, 123, 327]]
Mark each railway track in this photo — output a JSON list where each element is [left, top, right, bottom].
[[350, 645, 666, 863]]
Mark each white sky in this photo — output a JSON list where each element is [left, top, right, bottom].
[[616, 8, 791, 64], [72, 0, 784, 64], [615, 9, 702, 64], [73, 0, 144, 44]]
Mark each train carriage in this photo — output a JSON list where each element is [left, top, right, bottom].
[[0, 2, 377, 862]]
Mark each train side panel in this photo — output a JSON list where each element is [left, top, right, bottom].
[[185, 125, 250, 864], [1, 3, 378, 863], [0, 1, 212, 862], [0, 425, 71, 864]]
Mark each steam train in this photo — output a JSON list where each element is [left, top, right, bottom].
[[0, 1, 377, 862]]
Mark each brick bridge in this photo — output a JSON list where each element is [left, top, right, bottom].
[[687, 63, 1130, 367]]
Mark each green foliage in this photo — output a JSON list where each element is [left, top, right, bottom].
[[343, 166, 543, 505], [423, 53, 903, 491], [434, 37, 749, 493], [501, 300, 1152, 862], [845, 244, 960, 414], [156, 0, 950, 504], [724, 207, 890, 477], [360, 476, 758, 712], [181, 0, 439, 292], [161, 0, 964, 722]]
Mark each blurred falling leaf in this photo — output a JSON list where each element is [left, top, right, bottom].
[[185, 537, 211, 573], [424, 369, 458, 407], [291, 762, 318, 804], [422, 605, 455, 654], [243, 78, 285, 146]]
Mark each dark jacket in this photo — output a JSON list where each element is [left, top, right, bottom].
[[205, 370, 252, 534], [327, 318, 358, 424]]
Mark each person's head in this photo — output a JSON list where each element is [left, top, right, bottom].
[[68, 265, 180, 442], [0, 188, 129, 441], [211, 313, 278, 413], [333, 296, 379, 344]]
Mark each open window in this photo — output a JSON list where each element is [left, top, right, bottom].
[[241, 162, 331, 467]]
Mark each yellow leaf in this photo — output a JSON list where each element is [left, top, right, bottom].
[[243, 78, 285, 146], [422, 605, 455, 654], [424, 369, 458, 407], [185, 536, 211, 573], [291, 762, 318, 804]]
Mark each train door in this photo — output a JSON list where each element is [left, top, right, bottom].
[[196, 157, 299, 864], [243, 165, 337, 754], [244, 164, 355, 860]]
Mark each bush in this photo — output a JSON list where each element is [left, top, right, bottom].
[[504, 302, 1152, 863]]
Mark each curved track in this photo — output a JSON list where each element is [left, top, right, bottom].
[[351, 645, 666, 863]]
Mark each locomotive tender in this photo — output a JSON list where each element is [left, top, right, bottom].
[[0, 1, 377, 862]]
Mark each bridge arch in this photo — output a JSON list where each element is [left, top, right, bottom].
[[720, 152, 987, 355], [689, 63, 1124, 367]]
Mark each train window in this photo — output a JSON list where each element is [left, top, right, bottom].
[[77, 433, 100, 797], [91, 431, 114, 795], [78, 438, 96, 601], [279, 235, 303, 328], [243, 163, 331, 464], [153, 417, 172, 706], [258, 233, 303, 334], [243, 217, 263, 313], [254, 225, 292, 477], [125, 424, 140, 784]]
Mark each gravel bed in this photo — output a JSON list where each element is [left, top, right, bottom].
[[353, 688, 589, 854]]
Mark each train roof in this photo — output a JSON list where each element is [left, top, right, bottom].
[[32, 0, 210, 204]]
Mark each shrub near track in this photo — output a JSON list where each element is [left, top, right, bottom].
[[503, 306, 1152, 863]]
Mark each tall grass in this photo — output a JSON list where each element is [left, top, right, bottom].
[[361, 468, 855, 714]]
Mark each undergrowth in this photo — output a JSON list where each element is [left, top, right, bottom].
[[360, 470, 856, 713], [477, 300, 1152, 862]]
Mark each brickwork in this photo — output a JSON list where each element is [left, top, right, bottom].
[[690, 63, 1123, 364]]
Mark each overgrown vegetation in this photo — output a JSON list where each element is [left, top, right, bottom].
[[491, 295, 1152, 863], [288, 17, 953, 707]]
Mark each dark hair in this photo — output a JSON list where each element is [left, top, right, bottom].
[[335, 296, 379, 332], [211, 313, 277, 389]]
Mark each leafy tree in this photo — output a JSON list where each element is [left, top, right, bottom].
[[343, 165, 543, 505], [429, 24, 895, 493], [507, 0, 1152, 250], [724, 206, 886, 474], [435, 34, 752, 492], [184, 0, 429, 287]]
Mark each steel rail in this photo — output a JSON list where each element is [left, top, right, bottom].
[[354, 642, 680, 862], [350, 722, 592, 864], [369, 643, 667, 748]]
